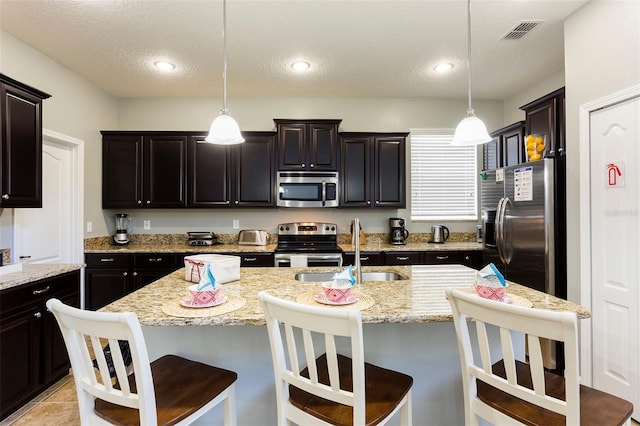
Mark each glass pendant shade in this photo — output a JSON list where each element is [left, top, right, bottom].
[[451, 0, 490, 146], [206, 0, 243, 145], [206, 111, 245, 145], [451, 113, 491, 145]]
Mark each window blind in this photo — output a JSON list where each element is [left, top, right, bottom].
[[410, 131, 478, 221]]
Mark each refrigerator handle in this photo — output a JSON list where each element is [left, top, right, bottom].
[[498, 197, 512, 265], [496, 197, 507, 264]]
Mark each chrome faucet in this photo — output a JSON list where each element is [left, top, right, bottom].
[[353, 217, 362, 285]]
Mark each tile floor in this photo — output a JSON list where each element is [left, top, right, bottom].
[[1, 376, 79, 426], [2, 375, 638, 426]]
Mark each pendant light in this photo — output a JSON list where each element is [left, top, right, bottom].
[[206, 0, 244, 145], [451, 0, 491, 146]]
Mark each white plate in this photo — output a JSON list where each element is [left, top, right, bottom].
[[313, 293, 359, 306], [180, 295, 228, 308]]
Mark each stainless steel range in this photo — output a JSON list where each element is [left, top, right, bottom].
[[274, 222, 343, 267]]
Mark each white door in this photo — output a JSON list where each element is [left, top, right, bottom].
[[14, 139, 74, 263], [590, 95, 639, 414]]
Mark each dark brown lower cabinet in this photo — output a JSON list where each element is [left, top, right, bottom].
[[0, 270, 80, 420], [343, 252, 383, 266], [423, 251, 481, 269], [384, 251, 422, 265], [85, 253, 180, 310]]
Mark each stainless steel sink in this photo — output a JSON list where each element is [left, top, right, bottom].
[[294, 271, 407, 282]]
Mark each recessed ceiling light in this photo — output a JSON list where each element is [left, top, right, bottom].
[[290, 61, 311, 72], [433, 62, 454, 73], [154, 61, 176, 72]]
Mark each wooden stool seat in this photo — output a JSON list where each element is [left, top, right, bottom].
[[477, 360, 634, 426], [446, 288, 634, 426], [95, 355, 238, 425], [290, 354, 413, 426], [259, 292, 413, 426], [46, 298, 238, 425]]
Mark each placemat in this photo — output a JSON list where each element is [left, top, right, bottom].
[[161, 294, 246, 318], [296, 291, 376, 311], [461, 288, 532, 308]]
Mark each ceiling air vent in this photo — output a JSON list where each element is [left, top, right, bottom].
[[500, 20, 544, 41]]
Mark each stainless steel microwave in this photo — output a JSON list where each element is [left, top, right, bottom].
[[276, 171, 339, 208]]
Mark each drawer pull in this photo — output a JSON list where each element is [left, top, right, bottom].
[[123, 272, 128, 277], [397, 256, 409, 261], [436, 256, 449, 260], [360, 256, 369, 261], [149, 257, 163, 262], [34, 312, 42, 319], [244, 257, 257, 262], [32, 286, 50, 295], [19, 255, 32, 260], [100, 258, 115, 262]]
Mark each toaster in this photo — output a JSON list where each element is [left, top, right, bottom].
[[238, 230, 268, 246]]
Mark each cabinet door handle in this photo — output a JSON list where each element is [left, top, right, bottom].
[[2, 194, 8, 199], [32, 286, 50, 295], [137, 200, 142, 205], [243, 257, 257, 262], [100, 258, 115, 262], [301, 163, 305, 168], [366, 201, 371, 205], [132, 272, 138, 276], [360, 256, 369, 261], [235, 200, 239, 205], [436, 255, 449, 260], [33, 312, 42, 319], [375, 200, 380, 204], [123, 272, 128, 277], [310, 163, 315, 168], [146, 200, 151, 205], [397, 256, 409, 261]]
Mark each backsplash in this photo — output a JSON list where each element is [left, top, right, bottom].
[[84, 232, 477, 249], [1, 248, 10, 265]]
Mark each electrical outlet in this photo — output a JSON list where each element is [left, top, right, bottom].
[[86, 221, 92, 233], [143, 220, 151, 230], [233, 219, 240, 229]]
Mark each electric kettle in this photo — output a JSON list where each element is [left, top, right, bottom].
[[429, 224, 449, 244]]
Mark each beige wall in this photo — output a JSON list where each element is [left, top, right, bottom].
[[564, 0, 640, 302], [502, 71, 565, 125], [0, 31, 118, 248]]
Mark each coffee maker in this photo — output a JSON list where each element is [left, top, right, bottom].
[[389, 217, 409, 245], [113, 213, 132, 245]]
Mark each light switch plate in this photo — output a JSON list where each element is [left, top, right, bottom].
[[143, 220, 151, 230], [233, 220, 239, 229]]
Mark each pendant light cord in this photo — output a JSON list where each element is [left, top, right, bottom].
[[222, 0, 228, 113], [466, 0, 474, 116]]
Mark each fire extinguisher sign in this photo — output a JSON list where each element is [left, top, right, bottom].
[[606, 161, 625, 188]]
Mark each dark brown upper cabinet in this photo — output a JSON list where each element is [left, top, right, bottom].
[[339, 132, 407, 208], [102, 131, 187, 208], [1, 74, 51, 208], [187, 131, 276, 208], [484, 121, 525, 170], [520, 87, 565, 157], [274, 119, 341, 171]]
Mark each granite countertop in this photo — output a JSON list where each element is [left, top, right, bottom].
[[85, 241, 481, 254], [0, 263, 85, 291], [100, 265, 590, 326]]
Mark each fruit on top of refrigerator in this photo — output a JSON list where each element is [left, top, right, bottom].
[[525, 134, 545, 161]]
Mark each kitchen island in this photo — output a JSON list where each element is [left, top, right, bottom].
[[101, 265, 588, 425]]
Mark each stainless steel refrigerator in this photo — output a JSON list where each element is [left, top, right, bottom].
[[480, 157, 566, 369]]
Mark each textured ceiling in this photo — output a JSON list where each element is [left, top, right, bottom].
[[0, 0, 589, 100]]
